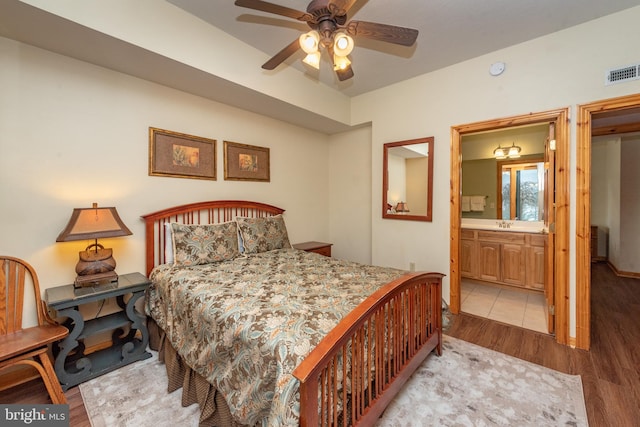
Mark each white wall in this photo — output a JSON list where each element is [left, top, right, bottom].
[[591, 135, 640, 273], [591, 137, 618, 260], [0, 37, 331, 325], [619, 136, 640, 272], [328, 126, 372, 265], [350, 6, 640, 336]]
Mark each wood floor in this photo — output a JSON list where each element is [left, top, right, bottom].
[[1, 262, 637, 427]]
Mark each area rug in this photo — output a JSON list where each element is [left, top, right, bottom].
[[80, 336, 588, 426], [376, 335, 589, 426], [79, 351, 200, 426]]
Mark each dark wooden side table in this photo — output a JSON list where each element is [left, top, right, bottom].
[[45, 272, 152, 390], [293, 241, 333, 257]]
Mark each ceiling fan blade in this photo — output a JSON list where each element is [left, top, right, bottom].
[[335, 64, 354, 81], [234, 0, 313, 22], [262, 39, 300, 70], [328, 0, 359, 17], [346, 20, 419, 46]]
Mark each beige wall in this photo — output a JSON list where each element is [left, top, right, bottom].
[[591, 137, 619, 263], [406, 157, 428, 216], [618, 136, 640, 272], [0, 37, 331, 325], [461, 159, 498, 219], [329, 126, 372, 264]]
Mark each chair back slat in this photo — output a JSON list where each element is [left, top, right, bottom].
[[0, 256, 69, 405], [0, 260, 6, 335], [1, 257, 44, 336]]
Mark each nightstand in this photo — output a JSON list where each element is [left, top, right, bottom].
[[293, 241, 333, 257], [45, 272, 152, 390]]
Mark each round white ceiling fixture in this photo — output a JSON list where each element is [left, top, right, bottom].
[[489, 62, 505, 76]]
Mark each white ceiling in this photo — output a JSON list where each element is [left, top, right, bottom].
[[168, 0, 640, 97]]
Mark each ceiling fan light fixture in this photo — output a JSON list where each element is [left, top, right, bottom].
[[333, 31, 354, 56], [333, 54, 351, 71], [302, 51, 321, 69], [299, 30, 320, 54]]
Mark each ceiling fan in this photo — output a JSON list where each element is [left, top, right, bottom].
[[234, 0, 419, 81]]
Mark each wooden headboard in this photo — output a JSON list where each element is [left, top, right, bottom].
[[141, 200, 285, 276]]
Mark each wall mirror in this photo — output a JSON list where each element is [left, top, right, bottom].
[[383, 137, 434, 221], [461, 124, 548, 222]]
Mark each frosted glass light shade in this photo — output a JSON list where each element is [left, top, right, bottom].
[[333, 54, 351, 70], [333, 32, 354, 56], [303, 52, 321, 69], [299, 31, 320, 54]]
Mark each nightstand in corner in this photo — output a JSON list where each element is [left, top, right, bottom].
[[293, 241, 333, 257], [45, 272, 152, 390]]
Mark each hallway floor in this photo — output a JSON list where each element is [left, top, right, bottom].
[[461, 279, 548, 333]]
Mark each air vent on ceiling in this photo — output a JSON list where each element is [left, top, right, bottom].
[[605, 63, 640, 86]]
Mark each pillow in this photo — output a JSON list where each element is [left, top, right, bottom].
[[236, 214, 292, 254], [237, 228, 245, 254], [171, 222, 240, 266], [164, 222, 175, 264]]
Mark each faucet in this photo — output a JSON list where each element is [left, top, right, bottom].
[[496, 220, 512, 229]]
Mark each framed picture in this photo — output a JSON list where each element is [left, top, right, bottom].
[[149, 127, 216, 180], [224, 141, 270, 182]]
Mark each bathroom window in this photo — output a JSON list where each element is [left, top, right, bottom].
[[498, 160, 544, 221]]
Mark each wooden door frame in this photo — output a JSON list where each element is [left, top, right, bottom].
[[576, 93, 640, 350], [450, 108, 571, 346]]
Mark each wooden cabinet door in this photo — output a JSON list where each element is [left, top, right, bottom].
[[526, 245, 545, 290], [460, 239, 477, 278], [478, 241, 500, 282], [502, 243, 526, 286]]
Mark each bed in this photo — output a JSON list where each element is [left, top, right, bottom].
[[142, 200, 443, 426]]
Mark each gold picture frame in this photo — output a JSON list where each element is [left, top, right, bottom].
[[224, 141, 270, 182], [149, 127, 216, 180]]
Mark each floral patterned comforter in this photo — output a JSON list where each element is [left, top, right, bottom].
[[145, 248, 405, 426]]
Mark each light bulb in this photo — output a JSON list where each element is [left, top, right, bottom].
[[493, 146, 506, 159], [333, 54, 351, 71], [333, 32, 354, 56], [299, 31, 319, 54], [302, 52, 321, 69]]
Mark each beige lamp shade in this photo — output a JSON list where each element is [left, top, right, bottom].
[[56, 203, 132, 287], [56, 203, 132, 242], [396, 202, 410, 213]]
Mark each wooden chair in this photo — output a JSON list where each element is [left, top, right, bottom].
[[0, 256, 69, 404]]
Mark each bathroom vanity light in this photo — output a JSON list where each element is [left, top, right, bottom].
[[493, 145, 507, 159], [494, 142, 521, 159]]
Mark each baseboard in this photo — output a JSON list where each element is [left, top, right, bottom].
[[606, 261, 640, 279]]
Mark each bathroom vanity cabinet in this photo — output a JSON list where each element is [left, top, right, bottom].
[[461, 229, 546, 291]]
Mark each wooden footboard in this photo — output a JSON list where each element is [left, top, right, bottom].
[[293, 272, 443, 427]]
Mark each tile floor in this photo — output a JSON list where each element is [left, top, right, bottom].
[[460, 279, 548, 333]]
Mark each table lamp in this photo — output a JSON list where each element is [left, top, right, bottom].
[[56, 203, 132, 287], [396, 202, 410, 213]]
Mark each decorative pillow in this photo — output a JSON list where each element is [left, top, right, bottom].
[[171, 222, 240, 266], [164, 222, 175, 264], [237, 228, 245, 254], [236, 214, 292, 254]]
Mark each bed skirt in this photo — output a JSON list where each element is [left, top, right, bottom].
[[147, 317, 247, 427]]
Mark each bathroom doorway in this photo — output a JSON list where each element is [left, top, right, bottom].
[[459, 123, 549, 334], [450, 108, 571, 346]]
